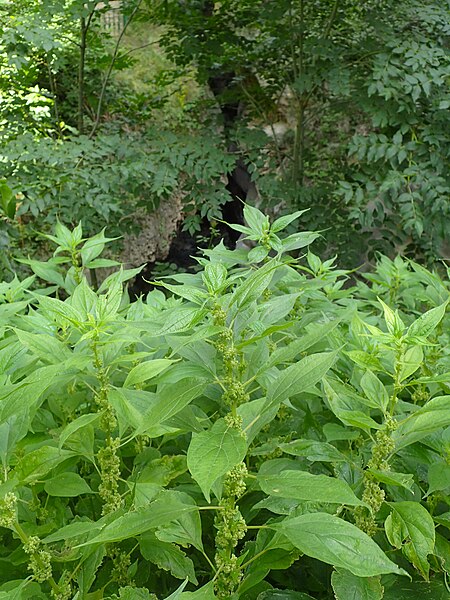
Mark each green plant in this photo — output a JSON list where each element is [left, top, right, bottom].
[[0, 206, 450, 598]]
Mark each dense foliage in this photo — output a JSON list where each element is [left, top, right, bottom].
[[0, 207, 450, 599], [1, 0, 449, 270]]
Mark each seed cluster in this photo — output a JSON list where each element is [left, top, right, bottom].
[[0, 491, 17, 528], [98, 437, 122, 515], [356, 417, 397, 536], [51, 571, 72, 600], [109, 547, 134, 587], [214, 462, 248, 599], [24, 535, 53, 583], [92, 341, 122, 515]]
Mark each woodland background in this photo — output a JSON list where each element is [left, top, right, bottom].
[[1, 0, 449, 280]]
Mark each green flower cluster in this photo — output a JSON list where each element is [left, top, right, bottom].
[[110, 547, 134, 587], [51, 571, 72, 600], [0, 491, 17, 529], [214, 462, 248, 599], [98, 437, 122, 515], [24, 536, 53, 583], [356, 417, 397, 536]]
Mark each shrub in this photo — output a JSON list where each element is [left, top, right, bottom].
[[0, 209, 449, 599]]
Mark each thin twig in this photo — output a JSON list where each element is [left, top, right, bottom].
[[89, 0, 144, 139]]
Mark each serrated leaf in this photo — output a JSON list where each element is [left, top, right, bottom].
[[407, 302, 448, 340], [277, 512, 407, 577], [13, 329, 71, 364], [265, 351, 337, 411], [385, 501, 435, 579], [258, 470, 365, 506], [427, 463, 450, 495], [140, 532, 197, 583], [279, 440, 346, 462], [202, 263, 227, 294], [360, 370, 389, 412], [231, 260, 279, 309], [393, 396, 450, 449], [44, 472, 92, 497], [179, 582, 216, 599], [124, 359, 176, 388], [271, 210, 308, 233], [331, 569, 383, 600], [281, 232, 320, 252], [187, 418, 247, 502], [263, 315, 347, 372], [75, 492, 198, 547]]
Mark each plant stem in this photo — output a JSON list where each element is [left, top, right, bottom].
[[89, 0, 143, 139]]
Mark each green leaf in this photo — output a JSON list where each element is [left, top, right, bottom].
[[383, 578, 450, 600], [331, 569, 383, 600], [59, 413, 100, 450], [393, 396, 450, 449], [124, 359, 176, 388], [137, 378, 207, 436], [265, 351, 337, 411], [140, 532, 197, 583], [43, 520, 104, 544], [244, 204, 268, 234], [407, 302, 448, 340], [257, 591, 315, 600], [248, 246, 269, 263], [187, 418, 247, 502], [271, 210, 308, 233], [360, 370, 389, 412], [16, 258, 65, 287], [44, 472, 93, 497], [0, 364, 60, 422], [14, 446, 75, 484], [258, 470, 365, 506], [427, 463, 450, 495], [264, 314, 348, 371], [368, 470, 414, 491], [398, 346, 423, 382], [179, 582, 216, 599], [278, 440, 346, 462], [281, 232, 320, 252], [76, 492, 198, 547], [156, 492, 204, 552], [13, 329, 71, 364], [202, 263, 227, 294], [231, 260, 279, 310], [277, 513, 407, 577], [378, 297, 404, 335], [164, 580, 189, 599], [385, 501, 435, 579]]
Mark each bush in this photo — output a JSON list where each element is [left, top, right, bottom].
[[0, 209, 449, 599]]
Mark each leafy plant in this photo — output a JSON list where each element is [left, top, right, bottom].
[[0, 206, 449, 599]]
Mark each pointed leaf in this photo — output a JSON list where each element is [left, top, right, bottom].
[[187, 418, 247, 502], [331, 569, 383, 600], [265, 351, 337, 411], [277, 513, 407, 577], [385, 501, 435, 579], [124, 359, 176, 388], [258, 470, 365, 506]]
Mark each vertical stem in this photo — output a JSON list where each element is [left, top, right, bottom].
[[292, 0, 305, 188], [78, 16, 87, 133], [78, 9, 95, 134]]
